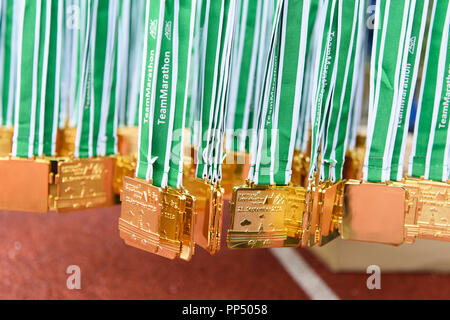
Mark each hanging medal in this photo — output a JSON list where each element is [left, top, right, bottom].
[[49, 0, 120, 212], [222, 0, 272, 197], [292, 0, 319, 188], [303, 0, 367, 248], [113, 0, 145, 194], [404, 0, 450, 244], [228, 0, 311, 249], [0, 0, 63, 213], [119, 0, 198, 261], [184, 0, 236, 255], [340, 0, 414, 245]]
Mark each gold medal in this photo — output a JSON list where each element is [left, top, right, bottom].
[[340, 181, 407, 246], [222, 151, 250, 200], [57, 127, 77, 157], [0, 127, 13, 157], [228, 182, 305, 249], [402, 177, 450, 243], [49, 156, 116, 212], [117, 126, 139, 157], [113, 154, 136, 194], [291, 151, 310, 188], [0, 157, 52, 213], [119, 176, 196, 261], [185, 177, 223, 255]]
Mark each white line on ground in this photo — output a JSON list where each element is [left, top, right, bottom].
[[270, 248, 340, 300]]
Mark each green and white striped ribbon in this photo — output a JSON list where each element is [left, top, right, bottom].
[[308, 0, 339, 180], [135, 0, 196, 189], [12, 0, 63, 158], [0, 0, 16, 128], [364, 0, 411, 182], [167, 0, 197, 188], [389, 0, 429, 181], [321, 0, 366, 182], [61, 0, 89, 129], [409, 0, 450, 182], [116, 0, 146, 128], [295, 0, 319, 154], [252, 0, 311, 186], [116, 0, 131, 128], [195, 0, 236, 182], [247, 0, 274, 155], [225, 0, 263, 153], [185, 0, 204, 148], [75, 0, 119, 158], [347, 51, 365, 151]]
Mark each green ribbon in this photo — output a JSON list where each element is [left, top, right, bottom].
[[251, 0, 311, 186], [321, 0, 366, 182], [0, 0, 16, 128], [12, 0, 62, 158], [364, 0, 411, 182], [75, 0, 119, 158], [136, 0, 196, 189], [195, 0, 236, 182], [389, 0, 429, 181], [409, 0, 450, 182]]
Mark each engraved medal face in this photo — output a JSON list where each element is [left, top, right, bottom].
[[228, 186, 288, 249], [403, 179, 450, 243], [119, 177, 162, 255], [0, 158, 50, 213], [54, 158, 108, 212]]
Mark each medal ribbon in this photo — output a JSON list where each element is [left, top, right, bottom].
[[308, 0, 339, 180], [295, 0, 319, 154], [75, 0, 120, 158], [409, 0, 450, 182], [364, 0, 411, 182], [247, 0, 274, 156], [12, 0, 62, 158], [226, 0, 263, 153], [167, 0, 197, 188], [389, 0, 429, 181], [0, 0, 16, 128], [195, 0, 236, 182], [252, 0, 311, 186], [321, 0, 366, 182]]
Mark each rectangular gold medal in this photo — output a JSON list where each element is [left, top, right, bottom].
[[51, 157, 115, 212], [403, 178, 450, 243], [228, 184, 305, 249], [0, 158, 51, 213], [119, 176, 194, 261], [341, 181, 407, 246], [185, 177, 223, 255], [119, 177, 164, 255]]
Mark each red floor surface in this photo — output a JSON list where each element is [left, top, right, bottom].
[[0, 203, 449, 300]]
